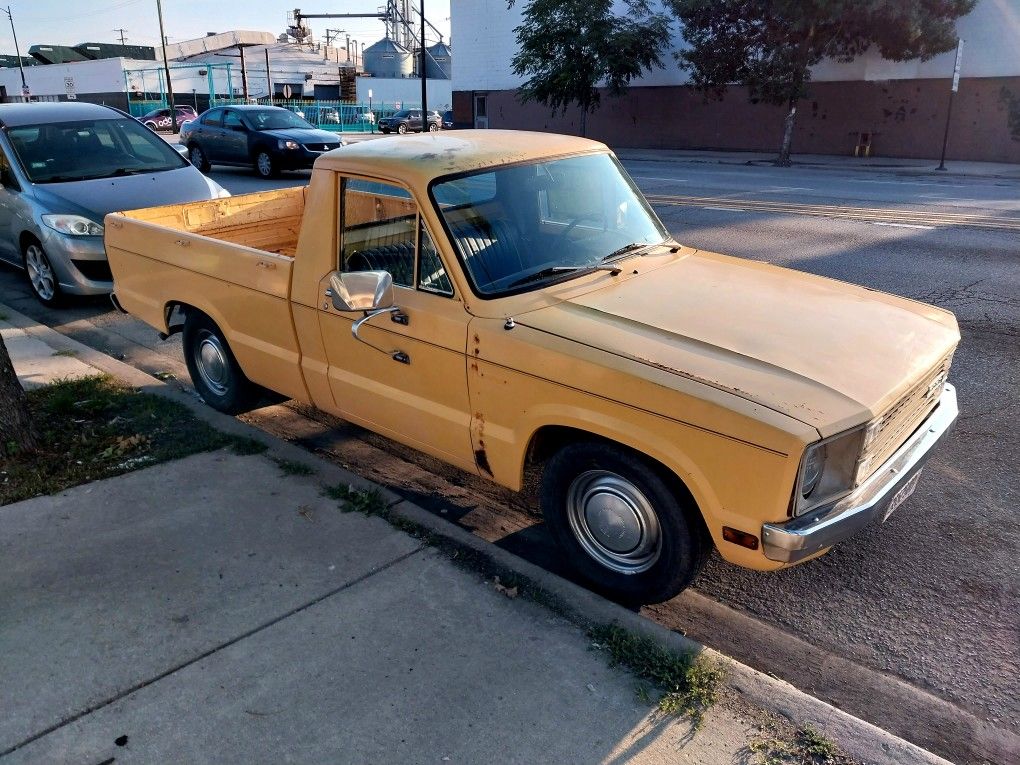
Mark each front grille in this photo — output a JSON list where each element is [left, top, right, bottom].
[[307, 143, 338, 152], [862, 354, 953, 479], [71, 259, 112, 283]]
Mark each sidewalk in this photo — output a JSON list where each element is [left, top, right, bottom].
[[0, 307, 950, 765], [614, 146, 1020, 180]]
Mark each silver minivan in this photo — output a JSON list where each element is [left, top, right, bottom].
[[0, 102, 228, 307]]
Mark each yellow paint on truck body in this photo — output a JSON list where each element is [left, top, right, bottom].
[[105, 130, 959, 573]]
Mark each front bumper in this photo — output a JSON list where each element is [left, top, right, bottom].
[[278, 145, 343, 170], [761, 382, 958, 563], [38, 226, 111, 296]]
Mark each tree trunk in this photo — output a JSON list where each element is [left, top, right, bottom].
[[0, 334, 39, 458], [579, 106, 588, 137], [777, 98, 798, 167]]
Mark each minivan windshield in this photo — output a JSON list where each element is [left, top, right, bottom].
[[7, 117, 188, 184], [431, 152, 669, 297]]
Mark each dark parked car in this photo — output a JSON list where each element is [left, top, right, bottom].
[[139, 105, 199, 132], [183, 105, 346, 178], [441, 110, 455, 129], [378, 109, 442, 134]]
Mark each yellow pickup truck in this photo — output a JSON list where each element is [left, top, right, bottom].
[[106, 131, 959, 604]]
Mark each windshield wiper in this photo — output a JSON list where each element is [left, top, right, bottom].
[[507, 261, 626, 290], [603, 242, 652, 261]]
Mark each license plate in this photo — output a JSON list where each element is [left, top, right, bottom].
[[881, 470, 922, 523]]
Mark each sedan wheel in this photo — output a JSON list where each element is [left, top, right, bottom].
[[189, 143, 210, 173], [255, 150, 278, 178], [24, 241, 62, 307]]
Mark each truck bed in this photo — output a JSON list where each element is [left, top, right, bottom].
[[116, 186, 306, 257]]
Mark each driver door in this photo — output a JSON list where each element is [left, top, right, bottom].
[[316, 177, 476, 473], [220, 110, 250, 164]]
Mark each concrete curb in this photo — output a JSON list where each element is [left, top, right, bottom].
[[1, 301, 952, 765]]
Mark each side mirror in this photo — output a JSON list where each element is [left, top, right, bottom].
[[328, 270, 394, 312]]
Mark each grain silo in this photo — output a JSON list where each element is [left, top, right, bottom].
[[364, 37, 413, 79], [424, 41, 451, 80]]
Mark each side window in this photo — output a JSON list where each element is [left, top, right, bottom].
[[340, 178, 454, 296], [0, 145, 19, 190], [223, 111, 243, 130], [341, 178, 417, 288], [203, 110, 223, 127], [417, 220, 452, 296]]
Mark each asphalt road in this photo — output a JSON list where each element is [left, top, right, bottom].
[[2, 157, 1017, 763]]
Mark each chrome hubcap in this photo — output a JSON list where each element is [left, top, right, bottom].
[[25, 244, 55, 301], [195, 331, 230, 395], [566, 470, 661, 574], [257, 153, 272, 175]]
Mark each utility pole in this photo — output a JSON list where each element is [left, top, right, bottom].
[[265, 48, 273, 101], [238, 45, 248, 99], [937, 39, 964, 172], [420, 0, 427, 123], [155, 0, 179, 133], [2, 6, 28, 100], [114, 28, 129, 46]]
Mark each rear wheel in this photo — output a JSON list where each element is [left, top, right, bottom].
[[254, 149, 278, 179], [23, 239, 63, 308], [182, 313, 260, 414], [188, 143, 210, 172], [540, 441, 709, 604], [428, 122, 439, 132]]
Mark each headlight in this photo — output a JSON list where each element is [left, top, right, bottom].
[[792, 425, 867, 516], [278, 139, 300, 150], [41, 214, 104, 237]]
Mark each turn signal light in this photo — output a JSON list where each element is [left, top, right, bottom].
[[722, 527, 759, 550]]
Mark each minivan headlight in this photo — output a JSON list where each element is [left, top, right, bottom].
[[41, 214, 104, 237], [792, 425, 867, 516]]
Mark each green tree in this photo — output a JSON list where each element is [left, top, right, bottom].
[[665, 0, 976, 165], [509, 0, 672, 135]]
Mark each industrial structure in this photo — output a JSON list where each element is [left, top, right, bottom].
[[452, 0, 1020, 162]]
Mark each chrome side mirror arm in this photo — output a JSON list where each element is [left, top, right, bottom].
[[351, 306, 409, 363]]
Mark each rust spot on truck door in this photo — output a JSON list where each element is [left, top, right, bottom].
[[474, 446, 493, 476]]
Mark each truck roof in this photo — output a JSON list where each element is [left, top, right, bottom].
[[318, 130, 607, 185]]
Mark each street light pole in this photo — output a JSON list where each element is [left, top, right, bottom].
[[937, 39, 964, 172], [420, 0, 427, 124], [155, 0, 179, 133], [2, 6, 28, 99]]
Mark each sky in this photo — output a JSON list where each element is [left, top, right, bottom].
[[1, 1, 452, 54]]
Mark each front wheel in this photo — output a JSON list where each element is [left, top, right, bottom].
[[254, 150, 278, 178], [23, 239, 63, 308], [182, 313, 260, 414], [396, 123, 408, 135], [188, 143, 210, 172], [540, 441, 709, 604]]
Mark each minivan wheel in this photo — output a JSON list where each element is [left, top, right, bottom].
[[189, 143, 210, 172], [540, 441, 710, 605], [254, 150, 278, 178], [23, 239, 63, 308], [182, 313, 260, 414]]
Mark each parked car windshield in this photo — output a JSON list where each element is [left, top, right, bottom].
[[244, 108, 315, 130], [431, 152, 669, 297], [7, 117, 189, 184]]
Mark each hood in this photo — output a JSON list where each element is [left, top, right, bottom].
[[518, 250, 959, 436], [261, 127, 343, 143], [32, 166, 222, 221]]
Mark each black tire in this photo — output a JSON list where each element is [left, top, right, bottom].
[[182, 312, 259, 414], [253, 149, 278, 179], [188, 142, 210, 172], [540, 441, 710, 605], [396, 123, 408, 135], [380, 128, 390, 134], [22, 238, 64, 308]]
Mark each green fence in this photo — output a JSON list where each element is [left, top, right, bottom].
[[214, 99, 426, 133]]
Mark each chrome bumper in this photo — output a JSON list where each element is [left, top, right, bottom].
[[761, 383, 958, 563]]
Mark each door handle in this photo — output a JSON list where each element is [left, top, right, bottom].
[[390, 310, 409, 325], [391, 351, 410, 364]]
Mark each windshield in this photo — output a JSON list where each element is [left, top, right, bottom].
[[431, 152, 668, 297], [7, 118, 188, 184], [245, 109, 315, 130]]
